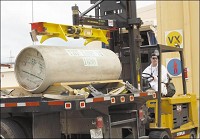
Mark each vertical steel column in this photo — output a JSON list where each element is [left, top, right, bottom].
[[103, 115, 111, 138], [180, 51, 187, 94], [72, 5, 80, 26], [127, 0, 139, 88], [95, 3, 100, 18], [157, 45, 162, 127]]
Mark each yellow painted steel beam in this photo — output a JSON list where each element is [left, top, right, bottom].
[[31, 22, 109, 45]]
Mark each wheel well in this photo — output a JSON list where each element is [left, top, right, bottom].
[[8, 116, 33, 138], [1, 113, 32, 119], [1, 113, 11, 119], [1, 115, 33, 138], [1, 118, 26, 138]]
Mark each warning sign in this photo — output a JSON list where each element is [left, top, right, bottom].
[[165, 30, 183, 48], [166, 58, 182, 77]]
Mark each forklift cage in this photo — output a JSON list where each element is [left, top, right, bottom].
[[140, 44, 187, 127]]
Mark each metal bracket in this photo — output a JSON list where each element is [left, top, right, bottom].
[[125, 81, 140, 94], [87, 85, 104, 97], [128, 18, 143, 27]]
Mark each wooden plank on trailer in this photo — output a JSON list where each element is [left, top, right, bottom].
[[53, 80, 123, 86], [43, 94, 85, 100]]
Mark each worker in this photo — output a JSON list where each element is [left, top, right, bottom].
[[142, 52, 168, 96]]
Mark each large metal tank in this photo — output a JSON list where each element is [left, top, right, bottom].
[[15, 45, 122, 93]]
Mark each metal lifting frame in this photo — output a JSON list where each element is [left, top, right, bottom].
[[80, 0, 104, 17], [30, 21, 109, 45]]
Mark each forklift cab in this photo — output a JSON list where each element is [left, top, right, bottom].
[[140, 44, 185, 92], [140, 44, 198, 139], [140, 44, 177, 97]]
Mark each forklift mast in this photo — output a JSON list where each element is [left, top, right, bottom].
[[72, 0, 143, 88]]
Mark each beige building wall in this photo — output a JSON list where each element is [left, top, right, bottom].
[[1, 68, 19, 88], [156, 1, 199, 98], [137, 4, 157, 26]]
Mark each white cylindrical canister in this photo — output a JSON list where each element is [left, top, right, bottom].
[[15, 45, 122, 93]]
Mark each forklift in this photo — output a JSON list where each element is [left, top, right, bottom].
[[28, 0, 198, 138], [74, 1, 199, 138]]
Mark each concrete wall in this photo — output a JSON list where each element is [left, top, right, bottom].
[[156, 1, 199, 98]]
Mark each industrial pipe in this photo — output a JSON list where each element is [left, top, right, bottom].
[[15, 45, 122, 93]]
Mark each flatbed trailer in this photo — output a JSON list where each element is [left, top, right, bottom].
[[1, 81, 155, 138]]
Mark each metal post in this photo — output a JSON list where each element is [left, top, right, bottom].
[[95, 3, 100, 18], [157, 45, 162, 127], [180, 51, 187, 94], [103, 115, 111, 138], [72, 5, 80, 25], [127, 0, 140, 88]]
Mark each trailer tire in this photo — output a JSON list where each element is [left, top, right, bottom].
[[9, 117, 32, 138], [149, 131, 170, 139], [1, 118, 26, 139], [190, 130, 196, 139]]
